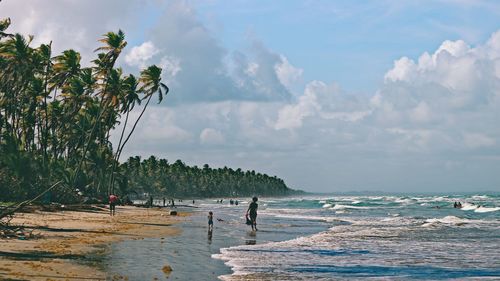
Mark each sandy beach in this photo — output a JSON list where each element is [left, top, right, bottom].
[[0, 205, 184, 280]]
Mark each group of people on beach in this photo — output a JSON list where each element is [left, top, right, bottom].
[[107, 194, 200, 216], [108, 193, 259, 232]]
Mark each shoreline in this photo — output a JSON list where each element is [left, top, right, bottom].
[[0, 205, 185, 280]]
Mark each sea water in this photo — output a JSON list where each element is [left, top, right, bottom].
[[106, 194, 500, 280]]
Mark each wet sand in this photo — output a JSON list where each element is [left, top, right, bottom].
[[0, 205, 184, 280]]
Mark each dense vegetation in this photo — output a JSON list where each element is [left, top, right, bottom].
[[124, 156, 294, 198], [0, 17, 295, 202]]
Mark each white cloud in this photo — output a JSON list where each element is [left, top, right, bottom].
[[200, 128, 225, 145], [159, 56, 182, 79], [275, 80, 371, 130], [0, 0, 151, 62], [384, 57, 416, 82], [274, 55, 303, 89], [125, 41, 159, 68], [410, 101, 432, 123], [274, 81, 320, 130]]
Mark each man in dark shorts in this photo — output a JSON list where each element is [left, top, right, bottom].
[[109, 194, 118, 216], [246, 196, 258, 231]]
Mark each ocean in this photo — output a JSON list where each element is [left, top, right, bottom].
[[106, 193, 500, 280]]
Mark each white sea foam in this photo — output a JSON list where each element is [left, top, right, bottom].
[[331, 204, 371, 210], [261, 208, 340, 222], [422, 216, 470, 227], [432, 196, 450, 202], [322, 203, 333, 208], [474, 206, 500, 213], [395, 198, 414, 204], [471, 195, 489, 200], [461, 202, 478, 210]]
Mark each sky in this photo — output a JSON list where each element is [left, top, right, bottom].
[[1, 0, 499, 192]]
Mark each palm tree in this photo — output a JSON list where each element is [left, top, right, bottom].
[[72, 31, 127, 188], [114, 65, 168, 171], [108, 74, 140, 192]]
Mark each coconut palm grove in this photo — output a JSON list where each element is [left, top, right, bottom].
[[0, 17, 295, 203]]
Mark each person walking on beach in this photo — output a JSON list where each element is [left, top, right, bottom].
[[109, 194, 118, 216], [246, 197, 258, 231], [208, 211, 214, 231]]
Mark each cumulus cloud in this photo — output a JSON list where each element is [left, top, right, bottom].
[[275, 80, 371, 130], [121, 1, 293, 104], [113, 28, 500, 192], [3, 0, 499, 191], [0, 0, 151, 61], [384, 57, 416, 83], [274, 55, 304, 90], [274, 90, 318, 130], [125, 41, 159, 68]]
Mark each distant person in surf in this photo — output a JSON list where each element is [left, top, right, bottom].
[[109, 194, 118, 216], [246, 197, 259, 231], [208, 211, 214, 231]]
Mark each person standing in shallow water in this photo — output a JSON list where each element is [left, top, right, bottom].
[[246, 197, 258, 231], [208, 211, 214, 231]]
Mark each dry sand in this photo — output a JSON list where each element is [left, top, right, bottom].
[[0, 205, 185, 280]]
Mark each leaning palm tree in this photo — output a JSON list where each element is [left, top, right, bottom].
[[72, 31, 127, 187], [112, 65, 168, 193], [119, 65, 168, 151], [51, 50, 81, 87], [108, 74, 140, 191], [94, 30, 127, 74]]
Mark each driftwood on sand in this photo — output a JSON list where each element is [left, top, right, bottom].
[[0, 181, 62, 239]]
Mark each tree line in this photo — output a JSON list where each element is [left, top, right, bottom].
[[123, 156, 297, 198], [0, 16, 297, 202]]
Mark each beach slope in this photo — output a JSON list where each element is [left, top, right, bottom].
[[0, 205, 182, 280]]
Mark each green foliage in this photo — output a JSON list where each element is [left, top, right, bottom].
[[0, 17, 166, 202], [120, 156, 295, 198]]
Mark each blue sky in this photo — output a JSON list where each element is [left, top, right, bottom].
[[1, 0, 499, 192], [190, 0, 500, 93]]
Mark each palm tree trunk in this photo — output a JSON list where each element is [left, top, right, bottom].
[[108, 107, 130, 194], [112, 95, 152, 193], [71, 98, 110, 188]]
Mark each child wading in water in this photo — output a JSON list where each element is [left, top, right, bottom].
[[246, 197, 258, 231], [208, 211, 214, 231]]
